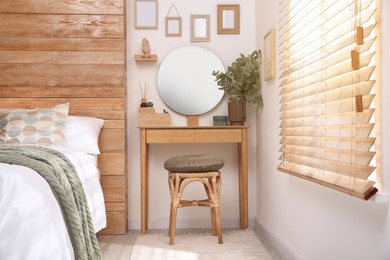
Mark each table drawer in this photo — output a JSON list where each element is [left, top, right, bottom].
[[194, 129, 242, 143], [147, 130, 194, 143]]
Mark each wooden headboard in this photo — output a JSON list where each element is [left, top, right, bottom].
[[0, 0, 127, 234]]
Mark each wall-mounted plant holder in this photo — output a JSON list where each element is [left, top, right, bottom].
[[165, 4, 182, 37]]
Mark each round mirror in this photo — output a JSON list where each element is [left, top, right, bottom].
[[157, 46, 225, 115]]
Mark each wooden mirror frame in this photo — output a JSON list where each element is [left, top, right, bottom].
[[217, 4, 240, 34], [191, 15, 210, 42], [135, 0, 158, 29], [165, 17, 182, 37]]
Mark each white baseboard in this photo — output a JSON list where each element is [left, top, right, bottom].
[[254, 220, 299, 260], [128, 217, 256, 230]]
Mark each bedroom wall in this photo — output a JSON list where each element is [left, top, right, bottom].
[[255, 1, 390, 260], [126, 0, 257, 229], [0, 0, 127, 234]]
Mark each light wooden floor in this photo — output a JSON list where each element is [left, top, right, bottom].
[[97, 228, 283, 260]]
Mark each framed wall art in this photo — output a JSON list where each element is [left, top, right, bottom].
[[135, 0, 158, 29], [217, 4, 240, 34], [191, 15, 210, 42], [264, 28, 276, 81], [165, 4, 182, 37]]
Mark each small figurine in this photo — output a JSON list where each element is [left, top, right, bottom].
[[141, 38, 151, 58]]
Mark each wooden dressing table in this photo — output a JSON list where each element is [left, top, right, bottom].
[[139, 125, 249, 234]]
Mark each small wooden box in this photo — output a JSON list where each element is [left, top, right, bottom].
[[138, 108, 171, 127]]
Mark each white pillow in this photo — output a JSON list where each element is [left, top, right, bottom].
[[65, 116, 104, 155]]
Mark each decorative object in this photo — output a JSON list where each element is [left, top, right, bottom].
[[139, 82, 150, 107], [212, 50, 263, 125], [165, 4, 182, 37], [138, 107, 171, 127], [213, 115, 228, 126], [191, 15, 210, 42], [135, 0, 158, 29], [157, 46, 224, 126], [217, 4, 240, 34], [134, 38, 157, 62], [141, 38, 151, 57], [264, 29, 276, 81]]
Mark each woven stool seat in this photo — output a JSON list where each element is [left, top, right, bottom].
[[164, 154, 224, 245]]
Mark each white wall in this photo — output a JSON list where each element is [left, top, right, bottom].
[[255, 1, 390, 260], [126, 0, 257, 229]]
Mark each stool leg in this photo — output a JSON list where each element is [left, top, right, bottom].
[[169, 204, 178, 245], [210, 175, 223, 244], [168, 174, 181, 245]]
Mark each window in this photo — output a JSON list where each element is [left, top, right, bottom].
[[278, 0, 381, 200]]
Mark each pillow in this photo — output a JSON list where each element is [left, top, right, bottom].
[[0, 103, 69, 147], [65, 115, 104, 154]]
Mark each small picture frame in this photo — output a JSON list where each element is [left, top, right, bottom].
[[191, 15, 210, 42], [166, 17, 182, 37], [135, 0, 158, 29], [217, 4, 240, 34], [264, 29, 276, 81]]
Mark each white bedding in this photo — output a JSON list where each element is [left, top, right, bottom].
[[0, 147, 106, 260]]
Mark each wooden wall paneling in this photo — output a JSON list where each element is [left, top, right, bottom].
[[0, 0, 124, 14], [0, 37, 125, 51], [0, 0, 127, 234]]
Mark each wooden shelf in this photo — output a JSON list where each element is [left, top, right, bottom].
[[134, 54, 158, 62]]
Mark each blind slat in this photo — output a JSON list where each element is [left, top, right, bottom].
[[280, 144, 375, 166], [280, 95, 375, 118], [278, 162, 377, 200], [280, 83, 374, 111], [280, 37, 375, 79], [279, 123, 374, 138], [280, 136, 376, 152], [280, 109, 375, 127], [280, 52, 375, 87]]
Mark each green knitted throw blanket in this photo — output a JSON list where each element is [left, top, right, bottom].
[[0, 145, 102, 260]]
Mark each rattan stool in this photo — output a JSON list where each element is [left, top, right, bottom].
[[164, 154, 224, 245]]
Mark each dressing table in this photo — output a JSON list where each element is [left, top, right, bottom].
[[139, 46, 250, 234], [139, 125, 249, 234]]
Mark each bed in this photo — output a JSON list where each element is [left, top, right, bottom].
[[0, 104, 107, 259]]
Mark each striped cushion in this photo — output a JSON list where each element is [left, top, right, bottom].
[[164, 154, 224, 173]]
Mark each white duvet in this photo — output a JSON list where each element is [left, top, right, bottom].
[[0, 147, 106, 260]]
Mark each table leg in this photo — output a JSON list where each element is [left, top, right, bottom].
[[238, 129, 248, 229], [140, 129, 148, 234]]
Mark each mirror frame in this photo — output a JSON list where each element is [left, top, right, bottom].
[[191, 15, 210, 42], [165, 17, 182, 37], [217, 4, 240, 34], [135, 0, 158, 29]]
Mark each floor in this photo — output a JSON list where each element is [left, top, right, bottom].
[[97, 228, 283, 260]]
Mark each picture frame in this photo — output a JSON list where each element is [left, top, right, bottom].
[[135, 0, 158, 29], [165, 17, 182, 37], [217, 4, 240, 34], [264, 29, 276, 81], [191, 15, 210, 42]]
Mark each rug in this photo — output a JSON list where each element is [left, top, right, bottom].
[[130, 229, 273, 260]]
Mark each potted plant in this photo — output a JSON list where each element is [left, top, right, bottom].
[[212, 50, 263, 125]]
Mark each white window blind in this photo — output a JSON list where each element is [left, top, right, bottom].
[[278, 0, 381, 200]]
